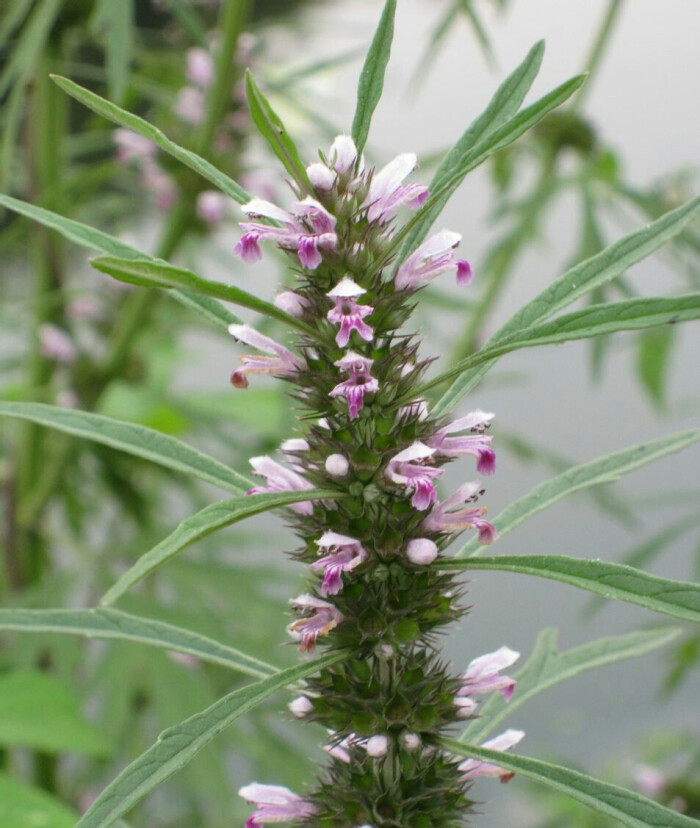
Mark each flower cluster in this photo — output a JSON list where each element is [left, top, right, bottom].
[[230, 134, 523, 827]]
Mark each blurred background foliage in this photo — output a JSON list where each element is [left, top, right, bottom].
[[0, 1, 698, 826]]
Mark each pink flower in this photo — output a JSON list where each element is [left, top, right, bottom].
[[364, 153, 428, 222], [329, 352, 379, 419], [186, 47, 215, 88], [113, 129, 155, 163], [234, 197, 338, 270], [247, 456, 314, 514], [238, 783, 317, 827], [326, 278, 374, 347], [228, 324, 305, 388], [458, 729, 524, 783], [423, 482, 497, 544], [427, 410, 495, 475], [174, 86, 206, 125], [395, 230, 473, 290], [39, 324, 77, 365], [141, 159, 176, 209], [310, 531, 367, 595], [287, 594, 343, 652], [458, 646, 519, 703], [386, 442, 444, 511], [196, 190, 227, 225]]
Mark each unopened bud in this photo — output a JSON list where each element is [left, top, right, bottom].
[[307, 162, 336, 191], [366, 735, 388, 757], [325, 453, 349, 476], [288, 696, 313, 718], [274, 291, 309, 318], [405, 538, 438, 565], [400, 732, 421, 751]]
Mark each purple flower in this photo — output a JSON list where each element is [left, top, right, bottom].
[[326, 278, 374, 347], [228, 324, 305, 388], [186, 47, 215, 88], [238, 783, 317, 827], [234, 197, 338, 270], [364, 153, 429, 222], [329, 352, 379, 419], [458, 729, 524, 783], [247, 456, 314, 514], [310, 531, 367, 595], [39, 324, 77, 365], [386, 442, 444, 510], [113, 129, 155, 163], [423, 482, 497, 544], [196, 190, 227, 225], [287, 594, 343, 652], [458, 646, 519, 703], [395, 230, 473, 290], [634, 765, 666, 798], [174, 86, 206, 125], [427, 410, 495, 474]]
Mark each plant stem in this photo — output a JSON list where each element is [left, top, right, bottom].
[[571, 0, 624, 113]]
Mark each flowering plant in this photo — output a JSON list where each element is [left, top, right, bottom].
[[1, 2, 700, 827]]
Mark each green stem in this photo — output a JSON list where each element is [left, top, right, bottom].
[[571, 0, 624, 113]]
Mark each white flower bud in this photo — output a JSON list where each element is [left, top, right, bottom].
[[288, 696, 313, 717], [365, 734, 388, 757], [400, 732, 421, 751], [325, 453, 349, 476], [405, 538, 438, 565], [454, 697, 477, 718], [307, 162, 336, 191], [274, 291, 309, 318]]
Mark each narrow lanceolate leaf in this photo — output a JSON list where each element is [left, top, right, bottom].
[[399, 39, 544, 258], [461, 627, 680, 744], [441, 555, 700, 624], [0, 402, 251, 495], [90, 256, 308, 333], [351, 0, 396, 155], [421, 294, 700, 391], [50, 75, 250, 204], [101, 490, 341, 606], [456, 430, 700, 557], [76, 652, 345, 828], [443, 739, 700, 828], [0, 196, 238, 330], [245, 70, 312, 193], [0, 607, 277, 679], [434, 194, 700, 414]]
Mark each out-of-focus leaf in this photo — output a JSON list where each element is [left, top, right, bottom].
[[456, 430, 700, 558], [0, 402, 251, 494], [0, 0, 61, 99], [245, 70, 312, 193], [50, 75, 250, 203], [443, 739, 700, 828], [0, 670, 112, 756], [90, 0, 134, 103], [0, 772, 76, 828], [434, 195, 700, 414], [351, 0, 396, 155], [422, 294, 700, 391], [0, 0, 35, 49], [76, 652, 345, 828], [441, 555, 700, 624], [0, 607, 277, 679], [90, 255, 307, 332], [636, 326, 675, 408], [461, 627, 680, 744], [101, 489, 342, 605]]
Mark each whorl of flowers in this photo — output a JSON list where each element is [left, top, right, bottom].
[[231, 134, 522, 827]]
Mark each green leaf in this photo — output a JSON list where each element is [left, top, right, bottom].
[[441, 555, 700, 624], [0, 607, 277, 679], [461, 627, 680, 745], [351, 0, 396, 155], [76, 652, 344, 828], [245, 70, 312, 193], [443, 739, 700, 828], [637, 326, 675, 408], [0, 402, 251, 494], [90, 255, 309, 332], [90, 0, 134, 103], [0, 670, 112, 756], [0, 0, 35, 51], [421, 294, 700, 392], [0, 0, 61, 99], [387, 73, 585, 272], [0, 772, 77, 828], [455, 429, 700, 558], [50, 75, 250, 204], [0, 195, 237, 330], [399, 39, 544, 259], [434, 194, 700, 414], [101, 490, 341, 606]]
